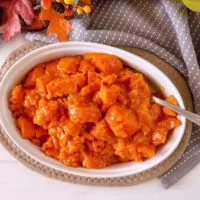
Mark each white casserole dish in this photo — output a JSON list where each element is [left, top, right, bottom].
[[0, 42, 186, 178]]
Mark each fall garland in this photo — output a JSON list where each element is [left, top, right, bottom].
[[0, 0, 91, 42], [0, 0, 199, 42]]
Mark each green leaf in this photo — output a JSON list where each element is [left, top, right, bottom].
[[182, 0, 200, 12]]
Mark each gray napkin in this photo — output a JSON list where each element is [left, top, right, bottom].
[[25, 0, 200, 189]]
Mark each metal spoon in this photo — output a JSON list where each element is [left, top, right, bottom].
[[152, 96, 200, 126]]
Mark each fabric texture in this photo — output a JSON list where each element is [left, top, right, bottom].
[[24, 0, 200, 188]]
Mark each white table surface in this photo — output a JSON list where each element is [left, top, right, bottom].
[[0, 34, 200, 199]]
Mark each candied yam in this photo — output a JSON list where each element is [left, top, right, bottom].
[[60, 137, 84, 167], [79, 59, 95, 74], [71, 73, 87, 88], [151, 104, 162, 121], [31, 138, 41, 146], [92, 91, 102, 106], [36, 74, 52, 96], [129, 90, 151, 111], [137, 144, 156, 158], [105, 105, 139, 138], [63, 120, 82, 137], [141, 124, 151, 135], [166, 95, 178, 105], [65, 136, 84, 154], [88, 71, 103, 89], [67, 94, 88, 107], [92, 140, 105, 153], [117, 92, 129, 106], [46, 77, 77, 99], [134, 131, 150, 144], [158, 117, 181, 130], [99, 84, 121, 110], [163, 107, 177, 117], [35, 127, 48, 139], [129, 73, 151, 95], [18, 117, 36, 139], [151, 127, 168, 146], [68, 104, 101, 124], [24, 90, 40, 108], [33, 99, 59, 128], [90, 120, 115, 143], [102, 74, 117, 86], [10, 84, 24, 104], [114, 139, 142, 162], [68, 95, 101, 123], [45, 60, 59, 77], [82, 151, 116, 169], [41, 138, 60, 159], [82, 153, 101, 168], [61, 151, 82, 167], [24, 65, 45, 88], [23, 106, 37, 119], [57, 56, 81, 74], [163, 95, 178, 117], [9, 104, 24, 117], [137, 109, 154, 128], [48, 126, 67, 147], [118, 68, 136, 86], [84, 53, 123, 75], [80, 85, 95, 96]]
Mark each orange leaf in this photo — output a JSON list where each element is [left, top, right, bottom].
[[46, 11, 72, 42], [39, 8, 52, 21], [39, 5, 72, 42]]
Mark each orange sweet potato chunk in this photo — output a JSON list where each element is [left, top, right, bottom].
[[45, 60, 60, 77], [151, 127, 168, 146], [114, 139, 142, 162], [46, 77, 77, 99], [137, 144, 156, 158], [24, 64, 45, 88], [24, 89, 40, 108], [33, 99, 59, 128], [105, 105, 139, 138], [158, 117, 181, 130], [99, 84, 121, 110], [57, 56, 81, 74], [102, 74, 117, 86], [18, 117, 36, 139], [151, 104, 162, 121], [68, 104, 101, 124], [36, 74, 52, 96], [10, 84, 24, 105], [63, 120, 82, 137], [84, 53, 123, 75], [134, 131, 150, 144], [71, 73, 87, 88], [79, 59, 95, 74], [90, 120, 115, 143], [163, 95, 178, 116]]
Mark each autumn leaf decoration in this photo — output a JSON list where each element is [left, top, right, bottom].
[[0, 0, 34, 41], [40, 0, 73, 42]]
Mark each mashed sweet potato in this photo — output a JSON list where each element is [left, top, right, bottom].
[[9, 53, 181, 168]]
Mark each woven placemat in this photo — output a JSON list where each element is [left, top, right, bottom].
[[0, 41, 193, 186]]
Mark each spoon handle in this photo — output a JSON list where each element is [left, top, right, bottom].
[[152, 96, 200, 126]]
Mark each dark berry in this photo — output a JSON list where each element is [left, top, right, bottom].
[[52, 2, 65, 14], [65, 4, 73, 10], [0, 7, 6, 25]]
